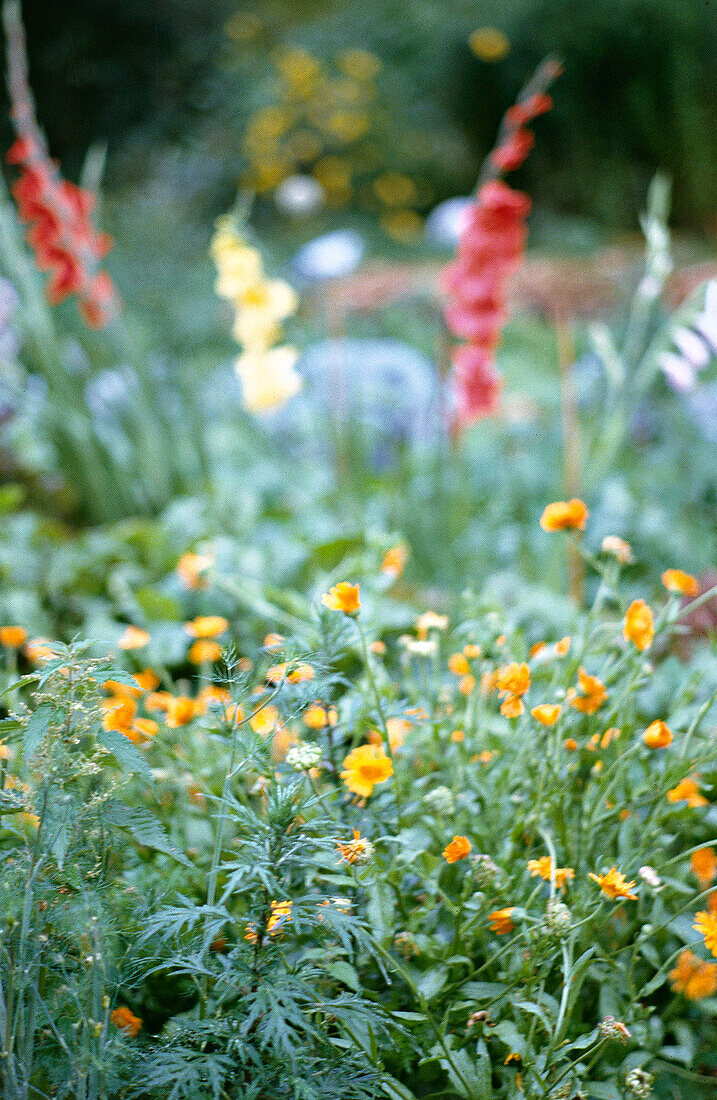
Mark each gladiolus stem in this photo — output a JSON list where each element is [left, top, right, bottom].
[[555, 313, 584, 606]]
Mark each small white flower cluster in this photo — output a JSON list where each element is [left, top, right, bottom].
[[423, 785, 455, 815], [625, 1067, 654, 1098], [286, 742, 322, 771], [541, 899, 572, 938]]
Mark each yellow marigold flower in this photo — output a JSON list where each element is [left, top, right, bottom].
[[555, 636, 571, 656], [337, 47, 382, 80], [246, 899, 293, 943], [102, 696, 137, 732], [0, 626, 27, 648], [381, 209, 423, 244], [527, 856, 574, 890], [188, 639, 222, 664], [134, 668, 160, 691], [250, 704, 280, 736], [489, 907, 515, 934], [381, 543, 408, 578], [662, 569, 700, 597], [692, 848, 717, 888], [131, 717, 158, 741], [416, 611, 449, 639], [443, 835, 472, 863], [540, 499, 588, 532], [589, 867, 638, 901], [601, 536, 634, 564], [643, 720, 672, 749], [564, 738, 578, 751], [373, 173, 418, 207], [496, 662, 530, 717], [264, 632, 284, 649], [623, 599, 654, 652], [531, 703, 561, 726], [176, 551, 214, 589], [568, 667, 608, 714], [600, 727, 621, 749], [340, 743, 393, 798], [450, 729, 465, 742], [110, 1006, 142, 1037], [165, 696, 198, 728], [695, 910, 717, 957], [448, 652, 470, 676], [23, 637, 54, 663], [468, 27, 510, 61], [459, 674, 476, 696], [668, 776, 707, 807], [370, 639, 387, 655], [185, 615, 229, 639], [322, 581, 361, 615], [303, 704, 329, 729], [496, 662, 530, 697], [336, 828, 374, 864], [530, 641, 546, 658], [670, 949, 717, 1000], [463, 643, 482, 659], [118, 625, 150, 650]]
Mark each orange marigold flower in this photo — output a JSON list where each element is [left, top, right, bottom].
[[322, 582, 361, 615], [527, 856, 574, 889], [370, 639, 387, 655], [589, 867, 638, 901], [668, 776, 707, 807], [555, 636, 571, 656], [662, 569, 700, 597], [386, 716, 410, 750], [250, 704, 280, 736], [623, 599, 654, 652], [381, 543, 408, 578], [463, 644, 482, 659], [691, 848, 717, 888], [443, 835, 471, 863], [459, 674, 477, 696], [600, 727, 621, 749], [110, 1006, 142, 1037], [336, 828, 374, 864], [500, 695, 524, 718], [303, 704, 329, 729], [118, 625, 150, 650], [488, 907, 515, 934], [540, 499, 588, 532], [185, 615, 229, 639], [134, 668, 160, 691], [531, 703, 561, 726], [448, 652, 470, 676], [23, 637, 55, 663], [530, 641, 546, 658], [643, 720, 672, 749], [165, 695, 198, 727], [669, 949, 717, 1000], [340, 743, 393, 798], [264, 632, 284, 649], [496, 662, 530, 697], [564, 738, 578, 751], [176, 551, 214, 589], [0, 626, 27, 648], [188, 639, 222, 664], [451, 729, 465, 742], [568, 667, 608, 714], [694, 910, 717, 957]]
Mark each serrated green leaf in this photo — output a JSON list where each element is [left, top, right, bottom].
[[97, 726, 153, 781], [24, 703, 58, 759], [104, 801, 191, 866]]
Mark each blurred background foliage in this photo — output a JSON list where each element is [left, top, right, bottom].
[[9, 0, 717, 229]]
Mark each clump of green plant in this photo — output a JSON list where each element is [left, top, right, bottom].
[[130, 681, 392, 1099], [0, 641, 185, 1098]]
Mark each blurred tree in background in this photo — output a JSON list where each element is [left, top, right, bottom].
[[5, 0, 717, 228]]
